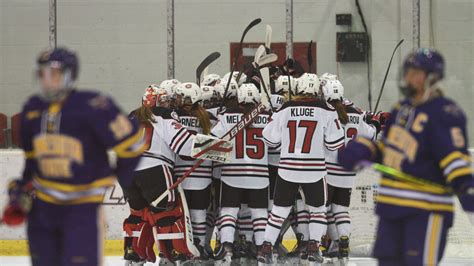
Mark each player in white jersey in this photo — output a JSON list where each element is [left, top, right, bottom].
[[123, 85, 196, 264], [258, 73, 345, 264], [173, 82, 214, 259], [202, 73, 221, 87], [319, 78, 377, 262], [159, 79, 180, 109], [212, 83, 270, 264], [213, 76, 239, 114]]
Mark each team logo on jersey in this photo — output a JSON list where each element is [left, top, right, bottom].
[[172, 121, 183, 130], [89, 95, 110, 110], [171, 111, 180, 121]]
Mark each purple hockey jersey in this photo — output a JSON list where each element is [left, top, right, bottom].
[[20, 90, 145, 205], [353, 95, 472, 224]]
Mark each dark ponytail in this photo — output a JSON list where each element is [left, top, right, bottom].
[[329, 100, 349, 125]]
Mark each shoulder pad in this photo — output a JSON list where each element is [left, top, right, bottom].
[[437, 98, 466, 124], [224, 107, 244, 114], [152, 107, 179, 121]]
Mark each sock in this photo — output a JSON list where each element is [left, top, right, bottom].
[[250, 208, 268, 245], [296, 199, 310, 241], [326, 210, 339, 240], [332, 204, 351, 238], [264, 205, 292, 245], [237, 204, 253, 241], [190, 209, 207, 245], [308, 205, 327, 242], [218, 207, 239, 244]]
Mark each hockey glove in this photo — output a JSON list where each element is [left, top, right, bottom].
[[2, 179, 33, 226]]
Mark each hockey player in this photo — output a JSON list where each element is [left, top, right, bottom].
[[202, 73, 221, 87], [258, 73, 345, 264], [173, 82, 214, 259], [339, 48, 474, 265], [1, 48, 145, 266], [319, 78, 377, 262], [123, 83, 227, 264], [212, 83, 270, 264], [214, 76, 239, 113], [159, 79, 180, 109]]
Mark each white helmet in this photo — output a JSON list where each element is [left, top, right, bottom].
[[295, 73, 320, 95], [321, 79, 344, 102], [214, 77, 238, 98], [223, 71, 246, 86], [275, 75, 295, 94], [200, 86, 216, 108], [238, 83, 261, 104], [175, 82, 201, 104], [202, 74, 220, 87], [159, 79, 180, 96], [319, 73, 338, 82]]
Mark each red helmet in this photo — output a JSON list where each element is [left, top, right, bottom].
[[142, 84, 169, 108]]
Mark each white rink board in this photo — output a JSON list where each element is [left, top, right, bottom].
[[0, 150, 128, 240]]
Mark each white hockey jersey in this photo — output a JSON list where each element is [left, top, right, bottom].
[[211, 107, 270, 189], [134, 107, 194, 171], [175, 109, 213, 190], [268, 94, 285, 166], [263, 99, 345, 183], [325, 105, 376, 188]]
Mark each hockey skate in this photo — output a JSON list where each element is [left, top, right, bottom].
[[214, 242, 233, 266], [306, 240, 324, 265], [337, 236, 350, 266], [257, 241, 274, 265]]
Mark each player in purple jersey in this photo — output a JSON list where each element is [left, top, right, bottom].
[[339, 48, 474, 265], [2, 47, 145, 266]]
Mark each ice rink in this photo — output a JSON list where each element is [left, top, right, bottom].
[[1, 256, 473, 266]]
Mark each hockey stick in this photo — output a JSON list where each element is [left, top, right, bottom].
[[373, 39, 404, 113], [265, 24, 272, 53], [219, 18, 262, 112], [360, 161, 452, 194], [253, 53, 278, 111], [177, 184, 201, 257], [196, 51, 221, 86], [307, 40, 313, 73], [152, 102, 267, 207]]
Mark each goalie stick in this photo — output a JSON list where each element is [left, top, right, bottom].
[[196, 51, 221, 86], [151, 102, 267, 207], [373, 39, 404, 113], [253, 51, 278, 111], [219, 18, 261, 112]]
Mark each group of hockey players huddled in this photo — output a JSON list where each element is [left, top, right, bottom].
[[5, 46, 473, 266], [122, 60, 388, 265]]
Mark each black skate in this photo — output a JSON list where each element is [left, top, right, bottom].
[[306, 240, 324, 263], [257, 241, 273, 265], [214, 242, 233, 265], [338, 236, 350, 265], [123, 239, 146, 266], [194, 238, 212, 261]]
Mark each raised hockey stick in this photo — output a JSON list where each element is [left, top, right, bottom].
[[253, 52, 278, 111], [360, 161, 452, 194], [307, 40, 313, 73], [219, 18, 262, 112], [265, 24, 272, 53], [151, 102, 267, 207], [196, 51, 221, 86], [373, 39, 404, 113]]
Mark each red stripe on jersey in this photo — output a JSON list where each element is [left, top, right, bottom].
[[221, 168, 268, 172], [280, 162, 326, 167], [171, 131, 189, 151]]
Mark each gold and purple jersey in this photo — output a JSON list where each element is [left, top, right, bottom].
[[355, 95, 472, 224], [20, 90, 145, 205]]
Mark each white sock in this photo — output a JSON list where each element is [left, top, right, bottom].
[[190, 209, 207, 245], [326, 211, 339, 241], [250, 208, 268, 245], [264, 205, 292, 245], [332, 204, 351, 238], [218, 207, 239, 244], [308, 205, 327, 242], [296, 199, 310, 241], [237, 204, 253, 241]]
